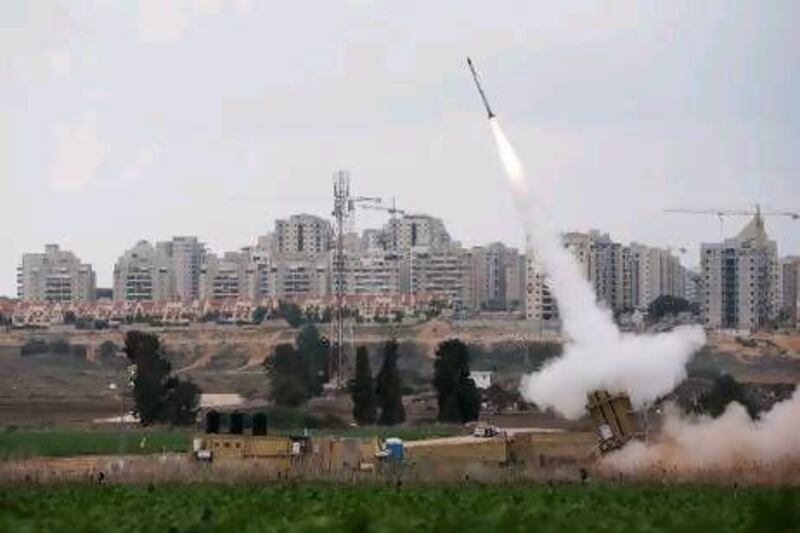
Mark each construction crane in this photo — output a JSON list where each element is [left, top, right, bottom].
[[359, 197, 407, 257], [665, 204, 799, 240]]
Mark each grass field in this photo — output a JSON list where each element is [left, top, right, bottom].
[[1, 483, 798, 532], [0, 429, 192, 459], [0, 425, 462, 459]]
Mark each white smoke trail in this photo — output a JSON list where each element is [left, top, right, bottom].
[[603, 390, 800, 472], [488, 117, 706, 419]]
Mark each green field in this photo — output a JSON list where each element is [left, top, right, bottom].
[[0, 429, 192, 459], [0, 425, 461, 459], [1, 483, 797, 532]]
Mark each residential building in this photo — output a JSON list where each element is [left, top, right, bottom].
[[17, 244, 95, 302], [113, 241, 174, 301], [781, 256, 800, 328], [404, 245, 466, 307], [200, 248, 270, 300], [700, 214, 782, 331], [274, 214, 332, 256], [383, 213, 451, 251], [464, 243, 524, 312], [525, 251, 559, 321], [160, 236, 206, 300]]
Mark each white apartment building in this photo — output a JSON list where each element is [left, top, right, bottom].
[[113, 241, 174, 301], [199, 248, 269, 300], [464, 243, 525, 312], [383, 214, 451, 251], [525, 232, 687, 321], [274, 214, 332, 256], [781, 257, 800, 328], [525, 251, 558, 321], [405, 245, 465, 306], [700, 214, 782, 332], [17, 244, 96, 302], [159, 236, 206, 300]]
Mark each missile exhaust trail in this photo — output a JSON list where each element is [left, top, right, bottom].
[[466, 57, 495, 119]]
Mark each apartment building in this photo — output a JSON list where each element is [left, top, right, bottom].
[[17, 244, 95, 302], [525, 232, 687, 321], [199, 248, 269, 300], [700, 214, 782, 332], [113, 241, 174, 301], [405, 245, 466, 307], [780, 256, 799, 328], [274, 214, 332, 256], [383, 214, 451, 251], [463, 243, 525, 312]]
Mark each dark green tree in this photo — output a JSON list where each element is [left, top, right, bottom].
[[251, 306, 269, 324], [348, 346, 377, 425], [264, 343, 311, 406], [375, 339, 405, 425], [433, 339, 481, 423], [694, 373, 759, 419], [124, 331, 172, 425], [163, 378, 202, 426], [278, 302, 305, 328], [647, 295, 693, 322], [124, 331, 201, 426], [296, 323, 330, 395]]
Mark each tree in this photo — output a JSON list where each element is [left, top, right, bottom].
[[647, 295, 692, 322], [97, 340, 118, 360], [295, 323, 330, 395], [264, 343, 311, 406], [694, 373, 758, 420], [63, 311, 76, 325], [349, 346, 377, 425], [278, 302, 305, 328], [124, 331, 201, 426], [162, 378, 202, 426], [433, 339, 481, 423], [375, 339, 405, 425], [251, 306, 269, 324]]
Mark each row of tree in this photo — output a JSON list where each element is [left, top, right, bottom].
[[347, 338, 481, 426]]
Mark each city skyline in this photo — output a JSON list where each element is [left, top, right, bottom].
[[2, 2, 799, 296]]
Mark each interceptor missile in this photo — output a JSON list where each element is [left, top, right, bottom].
[[467, 57, 495, 119]]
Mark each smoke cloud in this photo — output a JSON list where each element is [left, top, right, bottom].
[[488, 117, 706, 419], [603, 390, 800, 472]]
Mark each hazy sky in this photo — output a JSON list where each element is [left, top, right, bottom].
[[1, 1, 798, 295]]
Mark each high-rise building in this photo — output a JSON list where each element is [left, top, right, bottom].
[[524, 232, 687, 320], [780, 256, 800, 328], [383, 214, 451, 251], [200, 248, 269, 300], [160, 236, 206, 300], [17, 244, 96, 302], [274, 214, 332, 256], [700, 214, 782, 331], [525, 251, 558, 321], [113, 241, 174, 301], [463, 243, 524, 312], [405, 245, 466, 307]]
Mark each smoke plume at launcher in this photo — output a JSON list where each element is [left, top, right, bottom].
[[467, 58, 706, 419]]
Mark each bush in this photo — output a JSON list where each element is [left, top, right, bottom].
[[20, 339, 49, 356]]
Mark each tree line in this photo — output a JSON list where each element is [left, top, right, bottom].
[[264, 325, 484, 426]]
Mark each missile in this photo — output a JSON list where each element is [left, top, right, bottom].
[[467, 57, 495, 119]]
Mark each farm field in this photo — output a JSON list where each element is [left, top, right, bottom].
[[1, 483, 798, 532], [0, 425, 464, 460]]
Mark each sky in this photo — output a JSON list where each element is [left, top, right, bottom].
[[1, 1, 798, 295]]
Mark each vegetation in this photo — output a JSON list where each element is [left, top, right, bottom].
[[433, 339, 481, 423], [349, 346, 377, 425], [693, 373, 759, 420], [0, 428, 191, 459], [647, 295, 695, 322], [1, 484, 797, 532], [124, 331, 201, 426], [251, 305, 269, 324], [375, 339, 405, 425], [278, 301, 306, 328], [264, 324, 329, 406]]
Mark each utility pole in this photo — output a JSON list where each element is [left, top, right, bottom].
[[331, 171, 350, 389]]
